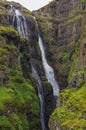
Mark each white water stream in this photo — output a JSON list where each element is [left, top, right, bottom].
[[34, 18, 59, 97], [8, 5, 28, 40], [31, 64, 46, 130], [38, 35, 59, 96]]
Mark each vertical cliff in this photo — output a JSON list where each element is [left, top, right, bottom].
[[34, 0, 86, 129], [34, 0, 83, 89], [0, 0, 41, 130]]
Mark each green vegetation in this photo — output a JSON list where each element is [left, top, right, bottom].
[[4, 68, 40, 130], [49, 33, 86, 129], [59, 52, 70, 74], [82, 0, 86, 2], [0, 0, 9, 14], [67, 15, 83, 24], [37, 16, 53, 44], [36, 0, 86, 129], [68, 53, 78, 83], [0, 34, 40, 129], [0, 87, 14, 110], [1, 0, 86, 130], [39, 20, 49, 43], [50, 84, 86, 130], [0, 5, 40, 128], [0, 26, 18, 38]]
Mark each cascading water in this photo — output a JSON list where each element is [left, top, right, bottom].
[[35, 18, 59, 97], [38, 36, 59, 96], [8, 5, 28, 40], [8, 5, 46, 130], [8, 5, 29, 66], [31, 64, 46, 130]]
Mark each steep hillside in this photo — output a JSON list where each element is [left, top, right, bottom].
[[34, 0, 86, 129], [0, 0, 41, 130]]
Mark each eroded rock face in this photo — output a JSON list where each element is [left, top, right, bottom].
[[34, 0, 86, 129], [34, 0, 86, 88]]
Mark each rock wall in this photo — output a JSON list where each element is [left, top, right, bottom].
[[34, 0, 86, 129], [34, 0, 86, 88], [0, 1, 41, 130]]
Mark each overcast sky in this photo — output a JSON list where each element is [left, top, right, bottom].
[[7, 0, 51, 11]]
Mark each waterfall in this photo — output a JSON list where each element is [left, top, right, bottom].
[[8, 5, 28, 40], [35, 18, 59, 97], [8, 5, 29, 66], [31, 64, 46, 130], [38, 36, 59, 96], [8, 5, 46, 130]]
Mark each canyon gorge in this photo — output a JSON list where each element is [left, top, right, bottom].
[[0, 0, 86, 130]]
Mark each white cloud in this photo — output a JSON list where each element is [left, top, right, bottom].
[[7, 0, 51, 11]]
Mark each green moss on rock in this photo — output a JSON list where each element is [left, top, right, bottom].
[[0, 4, 41, 128], [49, 84, 86, 130], [0, 26, 18, 38]]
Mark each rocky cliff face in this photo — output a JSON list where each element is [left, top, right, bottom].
[[34, 0, 86, 129], [0, 1, 54, 130], [0, 0, 41, 130], [34, 0, 85, 89]]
